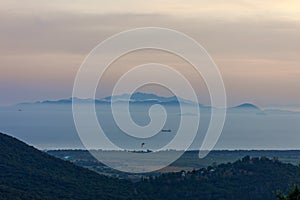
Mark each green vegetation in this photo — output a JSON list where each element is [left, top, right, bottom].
[[277, 185, 300, 200], [136, 156, 299, 200], [1, 132, 300, 200], [0, 132, 135, 200], [276, 164, 300, 200]]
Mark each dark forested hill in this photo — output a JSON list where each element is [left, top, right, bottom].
[[1, 131, 299, 200], [136, 156, 300, 200], [0, 132, 134, 200]]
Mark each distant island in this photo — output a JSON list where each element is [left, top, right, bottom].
[[11, 92, 299, 115]]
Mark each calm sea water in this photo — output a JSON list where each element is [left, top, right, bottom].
[[0, 104, 300, 150]]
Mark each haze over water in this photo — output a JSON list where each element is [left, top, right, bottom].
[[1, 102, 300, 151]]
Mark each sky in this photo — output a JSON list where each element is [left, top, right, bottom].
[[1, 0, 300, 107]]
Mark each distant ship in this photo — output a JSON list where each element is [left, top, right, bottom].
[[161, 129, 172, 133], [130, 149, 153, 154]]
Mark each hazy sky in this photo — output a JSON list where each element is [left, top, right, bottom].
[[1, 0, 300, 107]]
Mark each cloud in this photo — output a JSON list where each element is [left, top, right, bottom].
[[1, 0, 300, 20], [1, 0, 300, 106], [0, 9, 299, 58]]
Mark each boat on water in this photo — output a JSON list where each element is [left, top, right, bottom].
[[161, 129, 172, 133], [130, 149, 153, 154]]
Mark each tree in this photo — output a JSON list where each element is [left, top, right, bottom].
[[276, 185, 300, 200], [277, 164, 300, 200]]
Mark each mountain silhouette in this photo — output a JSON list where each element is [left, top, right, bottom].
[[0, 132, 134, 200]]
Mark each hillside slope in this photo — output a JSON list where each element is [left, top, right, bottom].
[[136, 156, 300, 200], [0, 132, 134, 200], [1, 131, 299, 200]]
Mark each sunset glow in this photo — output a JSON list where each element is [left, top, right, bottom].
[[1, 0, 300, 107]]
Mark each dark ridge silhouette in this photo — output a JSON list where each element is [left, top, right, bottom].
[[136, 156, 300, 200], [1, 131, 300, 200], [0, 132, 134, 200]]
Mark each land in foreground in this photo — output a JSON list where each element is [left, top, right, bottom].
[[1, 132, 300, 200]]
